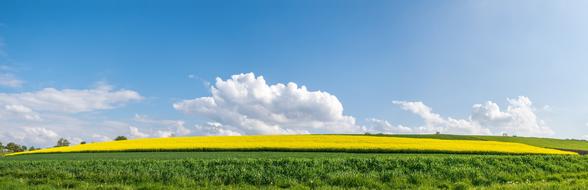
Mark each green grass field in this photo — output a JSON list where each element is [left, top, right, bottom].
[[1, 152, 588, 189]]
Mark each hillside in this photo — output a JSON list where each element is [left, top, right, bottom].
[[6, 135, 574, 156]]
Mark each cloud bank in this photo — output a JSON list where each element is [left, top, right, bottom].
[[0, 84, 143, 146]]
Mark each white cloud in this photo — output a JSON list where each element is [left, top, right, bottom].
[[0, 84, 142, 113], [363, 118, 413, 134], [386, 96, 552, 136], [2, 104, 41, 121], [0, 73, 24, 88], [393, 100, 492, 135], [129, 126, 149, 138], [1, 127, 60, 146], [90, 134, 112, 142], [154, 130, 173, 138], [133, 114, 191, 137], [0, 84, 143, 147], [471, 96, 553, 136], [134, 114, 187, 131], [174, 73, 360, 135], [194, 122, 242, 136]]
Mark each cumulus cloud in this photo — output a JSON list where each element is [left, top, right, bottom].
[[393, 100, 492, 135], [471, 96, 553, 136], [129, 126, 149, 138], [381, 96, 552, 136], [174, 73, 360, 135]]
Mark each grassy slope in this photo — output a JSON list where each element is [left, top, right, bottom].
[[387, 134, 588, 151], [1, 153, 587, 189]]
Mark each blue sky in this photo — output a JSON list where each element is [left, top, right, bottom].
[[1, 0, 588, 146]]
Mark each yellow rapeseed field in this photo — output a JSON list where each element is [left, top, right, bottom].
[[8, 135, 576, 156]]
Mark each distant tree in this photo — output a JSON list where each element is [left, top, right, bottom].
[[28, 146, 36, 151], [55, 138, 71, 147], [21, 145, 27, 152], [6, 142, 20, 152], [0, 142, 4, 152], [80, 141, 87, 145], [114, 136, 128, 141]]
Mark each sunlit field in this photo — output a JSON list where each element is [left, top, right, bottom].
[[1, 153, 588, 189], [2, 135, 585, 189], [7, 135, 575, 156]]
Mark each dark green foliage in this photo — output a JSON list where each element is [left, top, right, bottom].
[[1, 152, 588, 189], [114, 136, 128, 141], [0, 142, 38, 153], [5, 142, 23, 152], [55, 138, 70, 147]]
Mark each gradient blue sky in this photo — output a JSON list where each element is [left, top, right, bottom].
[[1, 0, 587, 146]]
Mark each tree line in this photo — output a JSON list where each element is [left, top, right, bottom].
[[1, 136, 129, 153], [0, 142, 39, 153]]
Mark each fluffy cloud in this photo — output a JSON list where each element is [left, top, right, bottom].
[[471, 96, 553, 136], [174, 73, 360, 135], [393, 101, 492, 135], [129, 126, 149, 138], [381, 96, 552, 136]]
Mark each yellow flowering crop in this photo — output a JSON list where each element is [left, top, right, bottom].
[[8, 135, 576, 156]]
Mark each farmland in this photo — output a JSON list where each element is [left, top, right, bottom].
[[1, 135, 586, 189], [1, 152, 588, 189], [6, 135, 574, 156]]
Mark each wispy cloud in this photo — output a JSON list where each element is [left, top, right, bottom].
[[0, 73, 24, 88]]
